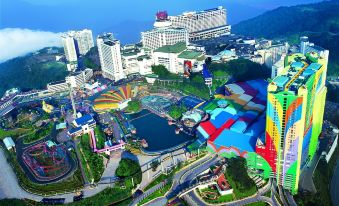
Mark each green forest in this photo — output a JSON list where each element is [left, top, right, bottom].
[[0, 48, 68, 96]]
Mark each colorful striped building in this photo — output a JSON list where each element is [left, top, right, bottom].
[[258, 51, 328, 194], [93, 84, 134, 112], [197, 51, 328, 195]]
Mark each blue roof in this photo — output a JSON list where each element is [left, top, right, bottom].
[[274, 76, 289, 87], [307, 63, 322, 71], [202, 64, 212, 79], [74, 114, 94, 126], [291, 62, 304, 68], [213, 129, 256, 152], [246, 79, 268, 95], [210, 111, 234, 128], [69, 127, 82, 135]]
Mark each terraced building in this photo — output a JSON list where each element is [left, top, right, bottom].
[[257, 51, 328, 194]]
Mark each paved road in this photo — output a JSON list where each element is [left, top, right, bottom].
[[182, 175, 274, 206], [0, 146, 189, 204], [331, 159, 339, 206], [131, 154, 217, 206]]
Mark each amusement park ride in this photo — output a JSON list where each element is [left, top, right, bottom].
[[22, 141, 71, 181]]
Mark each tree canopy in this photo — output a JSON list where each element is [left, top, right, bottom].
[[168, 104, 187, 120], [209, 59, 270, 82], [151, 65, 179, 79], [125, 100, 141, 113], [226, 157, 256, 192], [115, 158, 142, 184]]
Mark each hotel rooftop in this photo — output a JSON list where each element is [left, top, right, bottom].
[[270, 52, 325, 93]]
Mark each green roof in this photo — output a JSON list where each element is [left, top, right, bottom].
[[178, 50, 204, 60], [122, 51, 139, 57], [144, 74, 159, 78], [154, 42, 187, 54]]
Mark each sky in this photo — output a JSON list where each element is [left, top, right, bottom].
[[0, 0, 323, 62]]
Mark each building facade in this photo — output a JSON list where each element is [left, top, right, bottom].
[[61, 29, 94, 62], [169, 6, 231, 41], [121, 44, 153, 75], [257, 51, 328, 194], [61, 35, 78, 62], [153, 42, 205, 74], [72, 29, 94, 55], [141, 27, 189, 50], [97, 33, 125, 81], [47, 68, 93, 93]]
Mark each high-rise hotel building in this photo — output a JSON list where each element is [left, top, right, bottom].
[[257, 51, 329, 194], [61, 35, 78, 62], [169, 6, 231, 41], [97, 33, 125, 81], [72, 29, 95, 55], [61, 29, 94, 62]]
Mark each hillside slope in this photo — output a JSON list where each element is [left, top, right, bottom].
[[0, 48, 68, 96], [233, 0, 339, 75]]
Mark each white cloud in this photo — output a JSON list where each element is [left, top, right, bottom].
[[0, 28, 63, 63]]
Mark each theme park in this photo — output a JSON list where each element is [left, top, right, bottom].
[[0, 9, 338, 205], [0, 48, 338, 206]]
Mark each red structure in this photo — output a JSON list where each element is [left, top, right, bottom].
[[22, 142, 71, 181], [156, 11, 168, 21]]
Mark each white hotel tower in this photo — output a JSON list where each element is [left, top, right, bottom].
[[61, 35, 78, 62], [141, 11, 189, 50], [169, 6, 231, 41], [61, 29, 94, 62], [97, 33, 125, 81]]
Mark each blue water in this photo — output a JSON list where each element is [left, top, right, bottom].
[[129, 110, 193, 152]]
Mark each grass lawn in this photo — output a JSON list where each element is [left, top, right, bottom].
[[263, 190, 271, 198], [77, 142, 94, 182], [144, 174, 168, 191], [67, 187, 132, 206], [79, 134, 104, 182], [138, 181, 172, 206], [94, 125, 105, 150]]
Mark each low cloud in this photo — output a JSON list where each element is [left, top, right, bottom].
[[0, 28, 63, 63]]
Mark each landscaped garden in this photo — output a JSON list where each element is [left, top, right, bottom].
[[94, 125, 105, 150], [79, 133, 104, 182], [23, 122, 54, 144], [198, 186, 234, 204]]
